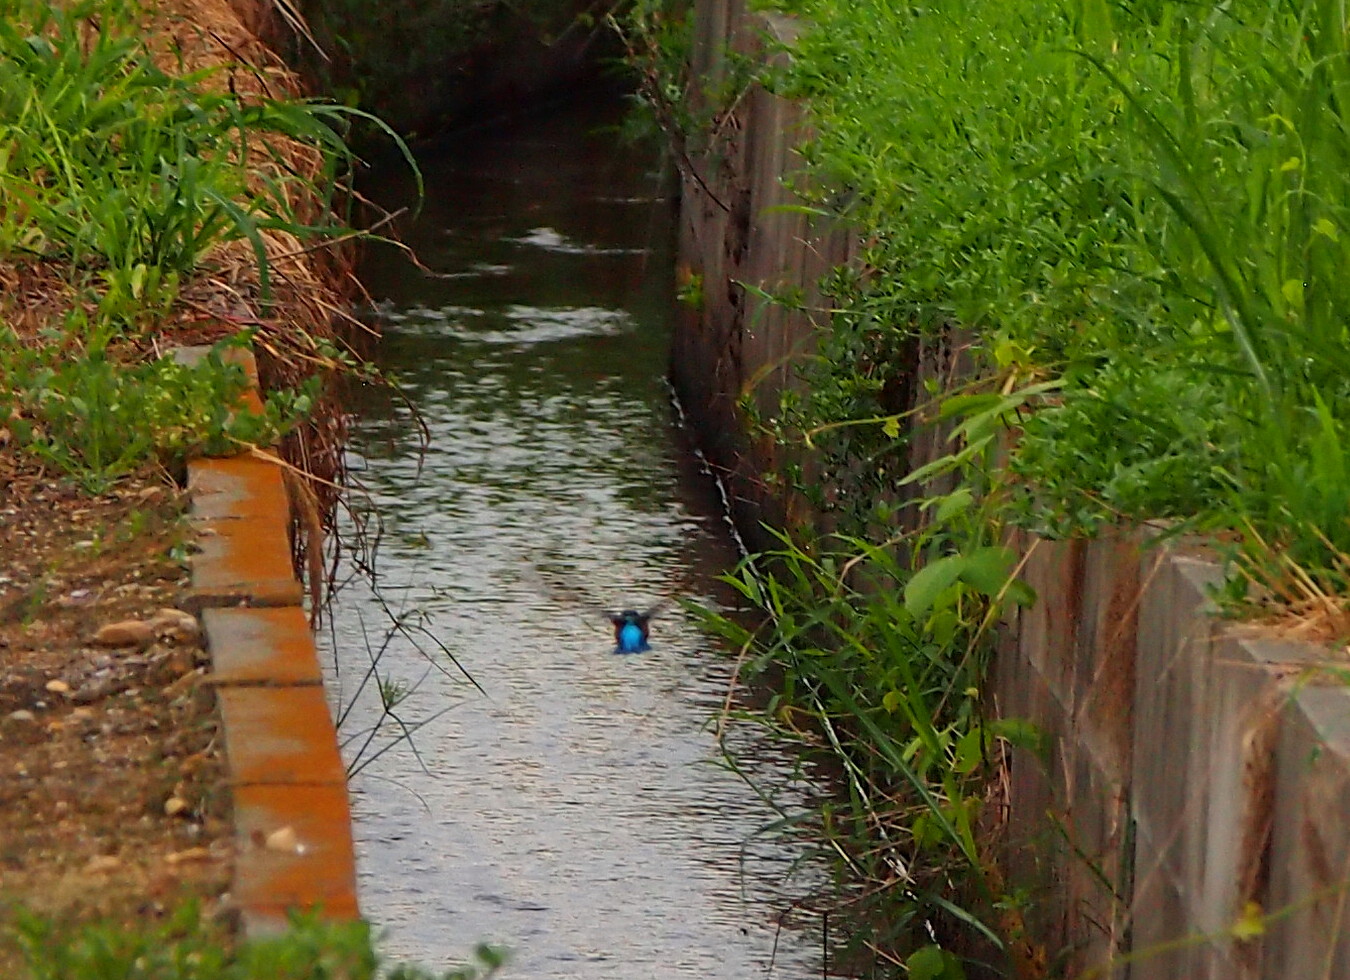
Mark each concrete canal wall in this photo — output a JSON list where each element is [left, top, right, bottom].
[[999, 531, 1350, 979], [676, 0, 1350, 976], [177, 345, 359, 938], [669, 0, 854, 550]]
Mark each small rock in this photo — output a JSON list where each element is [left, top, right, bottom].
[[163, 668, 201, 700], [152, 647, 195, 684], [149, 608, 200, 642], [83, 855, 122, 875], [2, 711, 42, 745], [164, 847, 213, 865], [45, 679, 70, 695], [179, 751, 209, 775], [56, 588, 95, 608], [72, 680, 115, 704], [264, 826, 304, 854], [93, 620, 156, 648], [164, 796, 190, 818]]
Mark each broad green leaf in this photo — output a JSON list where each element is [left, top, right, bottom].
[[990, 717, 1049, 760], [953, 726, 983, 775], [957, 545, 1016, 596], [906, 944, 966, 980], [1004, 578, 1038, 607], [904, 555, 964, 617], [1280, 278, 1303, 307], [933, 487, 974, 523], [1313, 217, 1339, 242], [900, 435, 992, 487], [938, 392, 1003, 420], [906, 944, 948, 980]]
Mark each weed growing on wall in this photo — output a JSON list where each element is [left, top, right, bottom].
[[616, 0, 768, 211], [697, 529, 1040, 975]]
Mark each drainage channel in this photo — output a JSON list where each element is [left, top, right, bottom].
[[321, 90, 823, 978]]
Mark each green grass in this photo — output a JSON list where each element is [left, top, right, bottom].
[[0, 336, 318, 492], [0, 0, 406, 490], [743, 0, 1350, 599], [696, 527, 1040, 975], [7, 902, 504, 980], [0, 0, 361, 315]]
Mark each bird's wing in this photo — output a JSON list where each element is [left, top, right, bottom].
[[639, 600, 671, 621]]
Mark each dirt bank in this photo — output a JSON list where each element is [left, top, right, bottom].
[[0, 0, 346, 964]]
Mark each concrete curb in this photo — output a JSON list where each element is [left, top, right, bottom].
[[177, 345, 359, 939]]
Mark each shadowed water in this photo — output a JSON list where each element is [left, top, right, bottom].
[[322, 93, 823, 978]]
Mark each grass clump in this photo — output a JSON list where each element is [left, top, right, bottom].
[[0, 0, 358, 313], [698, 529, 1040, 976], [0, 335, 317, 492], [8, 901, 504, 980], [0, 0, 389, 490]]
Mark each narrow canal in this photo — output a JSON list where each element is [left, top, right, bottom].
[[321, 90, 823, 978]]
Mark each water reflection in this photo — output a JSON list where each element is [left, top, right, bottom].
[[323, 91, 821, 978]]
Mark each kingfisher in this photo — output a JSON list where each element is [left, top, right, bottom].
[[607, 604, 665, 654]]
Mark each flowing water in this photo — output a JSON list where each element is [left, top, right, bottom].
[[323, 91, 822, 978]]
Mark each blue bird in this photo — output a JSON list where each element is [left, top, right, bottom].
[[607, 604, 665, 654]]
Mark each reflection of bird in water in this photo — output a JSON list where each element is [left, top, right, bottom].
[[606, 603, 667, 654]]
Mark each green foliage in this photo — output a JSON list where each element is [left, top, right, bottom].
[[0, 334, 316, 492], [615, 0, 768, 194], [636, 0, 1350, 970], [0, 0, 414, 491], [697, 515, 1037, 969], [8, 901, 505, 980], [906, 944, 967, 980], [293, 0, 611, 135], [1009, 364, 1235, 537], [748, 0, 1350, 592], [0, 0, 367, 314]]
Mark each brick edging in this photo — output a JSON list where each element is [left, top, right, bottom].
[[177, 345, 359, 937]]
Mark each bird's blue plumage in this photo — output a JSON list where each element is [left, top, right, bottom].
[[617, 621, 647, 654]]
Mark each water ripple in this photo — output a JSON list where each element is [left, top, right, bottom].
[[325, 96, 823, 980]]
